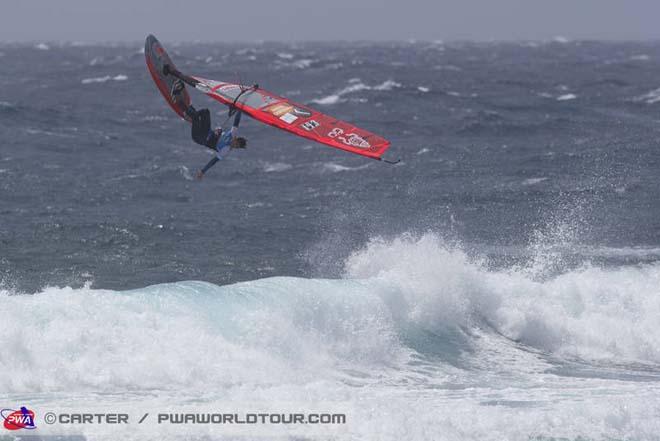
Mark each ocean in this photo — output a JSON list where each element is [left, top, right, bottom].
[[1, 39, 659, 440]]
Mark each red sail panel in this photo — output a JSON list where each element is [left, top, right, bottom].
[[192, 77, 390, 160]]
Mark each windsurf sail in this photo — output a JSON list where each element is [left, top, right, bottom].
[[190, 77, 391, 160]]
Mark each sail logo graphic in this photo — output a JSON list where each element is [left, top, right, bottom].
[[1, 407, 36, 430], [327, 128, 371, 149]]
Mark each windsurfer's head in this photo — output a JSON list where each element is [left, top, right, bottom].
[[231, 137, 247, 149]]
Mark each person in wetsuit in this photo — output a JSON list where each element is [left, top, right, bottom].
[[171, 79, 248, 179]]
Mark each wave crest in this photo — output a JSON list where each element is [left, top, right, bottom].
[[345, 233, 660, 364]]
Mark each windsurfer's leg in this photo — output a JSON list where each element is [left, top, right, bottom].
[[170, 80, 216, 150], [191, 108, 213, 147], [205, 129, 221, 149]]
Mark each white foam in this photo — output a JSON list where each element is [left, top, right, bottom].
[[417, 86, 430, 93], [35, 42, 50, 50], [312, 94, 341, 105], [312, 79, 399, 105], [262, 162, 292, 173], [552, 36, 570, 44], [344, 233, 660, 363], [275, 56, 316, 70], [523, 177, 548, 185], [557, 93, 577, 101], [630, 54, 650, 61], [0, 277, 403, 396], [81, 74, 128, 84], [341, 82, 371, 94], [635, 87, 660, 104], [292, 59, 313, 69], [81, 76, 108, 84], [277, 52, 294, 59], [178, 165, 194, 181], [24, 128, 75, 138], [373, 80, 402, 91], [323, 162, 371, 172], [246, 201, 266, 208]]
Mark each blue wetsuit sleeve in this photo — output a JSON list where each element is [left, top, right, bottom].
[[201, 156, 220, 174]]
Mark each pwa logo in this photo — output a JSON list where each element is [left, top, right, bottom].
[[1, 407, 36, 430]]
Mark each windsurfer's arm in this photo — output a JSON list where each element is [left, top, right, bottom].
[[230, 110, 242, 135], [196, 156, 220, 179], [196, 112, 240, 179], [196, 140, 232, 178]]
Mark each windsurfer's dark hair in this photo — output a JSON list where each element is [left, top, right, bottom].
[[235, 137, 247, 148]]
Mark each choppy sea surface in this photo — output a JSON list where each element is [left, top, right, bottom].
[[1, 39, 660, 440]]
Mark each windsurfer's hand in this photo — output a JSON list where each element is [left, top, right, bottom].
[[195, 170, 204, 180]]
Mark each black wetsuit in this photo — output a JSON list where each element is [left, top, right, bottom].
[[185, 107, 242, 174]]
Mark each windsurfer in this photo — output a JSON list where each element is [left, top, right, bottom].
[[171, 79, 248, 179]]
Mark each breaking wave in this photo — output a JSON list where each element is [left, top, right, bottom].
[[1, 234, 659, 440], [345, 234, 660, 364], [2, 233, 659, 396]]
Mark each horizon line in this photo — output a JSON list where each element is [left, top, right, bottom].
[[4, 37, 660, 46]]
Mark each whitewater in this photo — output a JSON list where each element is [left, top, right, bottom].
[[2, 234, 659, 439]]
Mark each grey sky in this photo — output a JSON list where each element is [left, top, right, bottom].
[[2, 0, 660, 42]]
